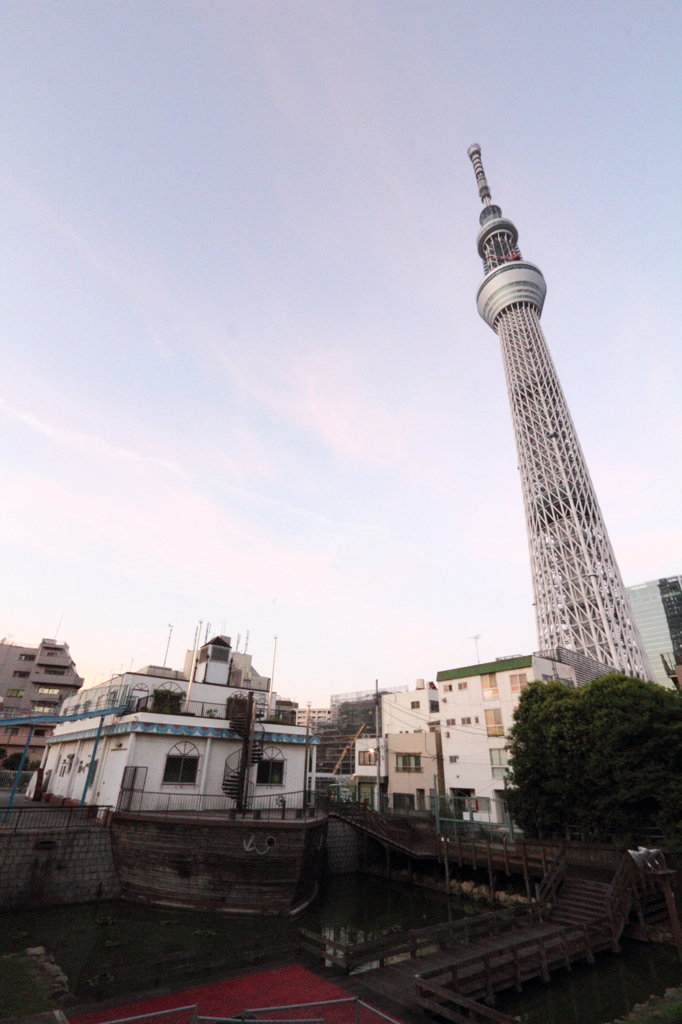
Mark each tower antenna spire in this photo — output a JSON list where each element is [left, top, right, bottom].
[[466, 146, 650, 680], [467, 144, 492, 206]]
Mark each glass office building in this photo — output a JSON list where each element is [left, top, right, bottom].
[[626, 576, 682, 687]]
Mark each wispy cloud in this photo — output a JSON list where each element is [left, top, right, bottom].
[[0, 398, 182, 475]]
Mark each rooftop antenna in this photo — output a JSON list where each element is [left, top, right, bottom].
[[54, 612, 64, 641], [163, 624, 173, 668], [470, 634, 482, 663], [244, 630, 249, 655], [204, 622, 211, 643], [236, 633, 241, 653]]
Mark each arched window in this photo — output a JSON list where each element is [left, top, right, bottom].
[[163, 741, 199, 785], [256, 745, 284, 786]]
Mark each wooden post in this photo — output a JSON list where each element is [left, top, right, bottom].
[[483, 955, 493, 1004], [540, 844, 548, 875], [538, 936, 550, 983], [521, 844, 532, 903], [512, 944, 522, 992], [487, 838, 495, 908]]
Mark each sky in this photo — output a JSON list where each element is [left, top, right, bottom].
[[0, 2, 680, 704]]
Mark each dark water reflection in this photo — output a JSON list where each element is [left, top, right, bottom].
[[497, 938, 682, 1024], [2, 876, 681, 1021]]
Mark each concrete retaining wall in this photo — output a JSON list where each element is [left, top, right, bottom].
[[326, 818, 363, 874], [0, 827, 121, 908]]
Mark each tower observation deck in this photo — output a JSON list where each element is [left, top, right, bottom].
[[467, 145, 650, 678]]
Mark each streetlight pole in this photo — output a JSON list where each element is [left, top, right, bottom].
[[304, 701, 312, 807], [375, 679, 382, 813]]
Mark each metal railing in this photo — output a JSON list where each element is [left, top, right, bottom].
[[0, 803, 112, 832], [132, 696, 298, 727], [0, 769, 34, 792], [116, 789, 329, 820]]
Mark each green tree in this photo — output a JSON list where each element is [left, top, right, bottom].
[[506, 673, 682, 844]]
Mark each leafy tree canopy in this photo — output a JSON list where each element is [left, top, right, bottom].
[[506, 673, 682, 844]]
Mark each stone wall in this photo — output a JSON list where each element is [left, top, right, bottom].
[[326, 818, 363, 874], [0, 827, 121, 909]]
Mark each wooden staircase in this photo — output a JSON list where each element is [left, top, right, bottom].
[[549, 876, 611, 927]]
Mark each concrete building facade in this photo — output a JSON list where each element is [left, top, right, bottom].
[[0, 638, 83, 762], [436, 654, 581, 824]]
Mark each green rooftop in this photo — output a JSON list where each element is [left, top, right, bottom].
[[437, 655, 532, 682]]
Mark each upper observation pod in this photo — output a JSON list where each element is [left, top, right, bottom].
[[468, 145, 546, 330]]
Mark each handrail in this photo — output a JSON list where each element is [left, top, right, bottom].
[[300, 902, 547, 970]]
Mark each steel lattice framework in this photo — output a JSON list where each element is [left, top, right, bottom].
[[467, 145, 650, 677]]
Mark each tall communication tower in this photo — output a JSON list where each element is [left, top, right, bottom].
[[467, 145, 649, 678]]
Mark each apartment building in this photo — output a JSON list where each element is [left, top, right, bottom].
[[0, 638, 84, 762], [437, 653, 584, 824]]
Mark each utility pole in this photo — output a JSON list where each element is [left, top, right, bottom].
[[375, 679, 382, 813]]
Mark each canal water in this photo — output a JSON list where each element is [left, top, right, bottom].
[[2, 876, 682, 1023]]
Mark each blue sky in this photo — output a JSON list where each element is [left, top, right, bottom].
[[1, 2, 680, 702]]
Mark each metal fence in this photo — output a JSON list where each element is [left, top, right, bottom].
[[89, 999, 402, 1024], [116, 789, 328, 820], [0, 803, 112, 832], [0, 769, 34, 792]]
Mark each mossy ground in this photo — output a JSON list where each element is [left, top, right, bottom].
[[0, 955, 53, 1017]]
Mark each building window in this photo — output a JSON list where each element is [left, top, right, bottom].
[[474, 717, 479, 724], [490, 749, 508, 766], [458, 682, 468, 690], [411, 701, 420, 709], [33, 705, 57, 713], [163, 742, 199, 785], [396, 753, 422, 773], [446, 718, 456, 726], [13, 670, 30, 679], [429, 700, 439, 713], [449, 755, 459, 763], [256, 759, 284, 785], [5, 727, 19, 736], [510, 673, 528, 692], [482, 672, 499, 700], [477, 797, 492, 815], [461, 717, 471, 725], [34, 729, 46, 737], [19, 653, 36, 661], [358, 749, 377, 766], [42, 668, 67, 676], [6, 689, 24, 698], [393, 793, 415, 811], [256, 745, 285, 785], [38, 687, 60, 695], [443, 684, 453, 692], [485, 708, 504, 736]]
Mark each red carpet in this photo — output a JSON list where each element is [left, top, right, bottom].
[[70, 965, 357, 1024]]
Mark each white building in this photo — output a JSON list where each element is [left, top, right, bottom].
[[296, 707, 333, 728], [354, 679, 443, 811], [40, 640, 316, 812], [437, 653, 582, 824]]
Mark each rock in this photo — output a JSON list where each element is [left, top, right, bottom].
[[460, 881, 475, 894], [25, 947, 46, 957], [664, 987, 682, 1002]]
